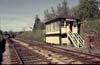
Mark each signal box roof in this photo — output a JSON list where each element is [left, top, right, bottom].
[[44, 17, 80, 24]]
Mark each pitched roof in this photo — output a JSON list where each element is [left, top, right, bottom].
[[44, 16, 79, 24]]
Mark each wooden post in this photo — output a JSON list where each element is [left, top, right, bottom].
[[59, 20, 62, 45]]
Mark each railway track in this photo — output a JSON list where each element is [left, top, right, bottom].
[[42, 45, 100, 64], [7, 40, 23, 64], [7, 40, 53, 64], [10, 39, 100, 64], [29, 42, 100, 64]]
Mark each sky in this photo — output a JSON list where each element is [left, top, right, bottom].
[[0, 0, 79, 32]]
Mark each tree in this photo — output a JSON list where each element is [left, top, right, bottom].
[[75, 0, 99, 20], [61, 0, 68, 17], [57, 3, 63, 17], [57, 0, 68, 17], [44, 10, 49, 21], [44, 9, 53, 21], [33, 15, 45, 31], [51, 7, 57, 18], [44, 0, 68, 21], [97, 0, 100, 18], [72, 6, 80, 18]]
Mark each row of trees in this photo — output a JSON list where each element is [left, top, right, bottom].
[[44, 0, 100, 21], [33, 0, 100, 31], [73, 0, 99, 20], [44, 0, 68, 21]]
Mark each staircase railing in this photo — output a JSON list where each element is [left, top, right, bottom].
[[67, 31, 85, 47], [75, 33, 85, 47], [67, 31, 79, 47]]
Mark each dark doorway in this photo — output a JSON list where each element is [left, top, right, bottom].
[[69, 21, 73, 32], [78, 24, 81, 34]]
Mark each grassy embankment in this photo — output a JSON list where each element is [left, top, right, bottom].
[[16, 30, 45, 43]]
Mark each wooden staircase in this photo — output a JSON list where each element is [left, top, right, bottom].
[[67, 31, 85, 47]]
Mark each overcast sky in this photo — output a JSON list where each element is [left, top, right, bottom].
[[0, 0, 79, 32]]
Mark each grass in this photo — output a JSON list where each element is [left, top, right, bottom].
[[16, 30, 45, 42]]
